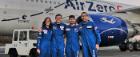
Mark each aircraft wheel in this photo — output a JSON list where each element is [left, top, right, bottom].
[[127, 42, 134, 52], [119, 43, 127, 51], [134, 42, 140, 51]]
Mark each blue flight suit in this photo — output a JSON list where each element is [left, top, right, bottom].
[[79, 21, 101, 57], [65, 24, 80, 57], [52, 22, 65, 57], [37, 27, 52, 57]]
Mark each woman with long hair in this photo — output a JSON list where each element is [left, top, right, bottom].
[[37, 17, 52, 57]]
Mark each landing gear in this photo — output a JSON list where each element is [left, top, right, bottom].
[[119, 41, 140, 52], [127, 42, 134, 52], [134, 42, 140, 51], [119, 42, 127, 51]]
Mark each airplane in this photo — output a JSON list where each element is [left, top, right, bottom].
[[0, 0, 140, 51]]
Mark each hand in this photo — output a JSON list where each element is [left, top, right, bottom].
[[37, 49, 40, 54], [38, 28, 42, 32], [96, 44, 100, 50]]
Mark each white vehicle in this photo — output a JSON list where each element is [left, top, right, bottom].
[[5, 29, 38, 57]]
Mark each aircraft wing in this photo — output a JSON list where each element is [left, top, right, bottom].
[[116, 6, 140, 14]]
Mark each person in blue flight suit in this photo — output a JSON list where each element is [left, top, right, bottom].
[[79, 12, 101, 57], [37, 17, 52, 57], [52, 14, 66, 57], [65, 15, 80, 57]]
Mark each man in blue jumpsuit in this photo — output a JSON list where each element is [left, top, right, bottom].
[[65, 15, 80, 57], [52, 14, 65, 57], [79, 12, 101, 57]]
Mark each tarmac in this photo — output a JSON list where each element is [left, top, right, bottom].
[[0, 46, 140, 57]]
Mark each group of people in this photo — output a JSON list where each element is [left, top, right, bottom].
[[37, 12, 101, 57]]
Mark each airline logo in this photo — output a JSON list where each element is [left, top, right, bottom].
[[64, 0, 121, 13]]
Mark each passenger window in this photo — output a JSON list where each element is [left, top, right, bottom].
[[26, 0, 29, 2], [14, 31, 18, 41], [54, 2, 56, 4], [31, 0, 34, 2], [40, 0, 43, 3], [45, 0, 48, 3], [36, 0, 39, 2], [19, 31, 27, 41], [50, 1, 52, 4]]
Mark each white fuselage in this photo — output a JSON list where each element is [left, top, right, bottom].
[[0, 0, 133, 35]]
